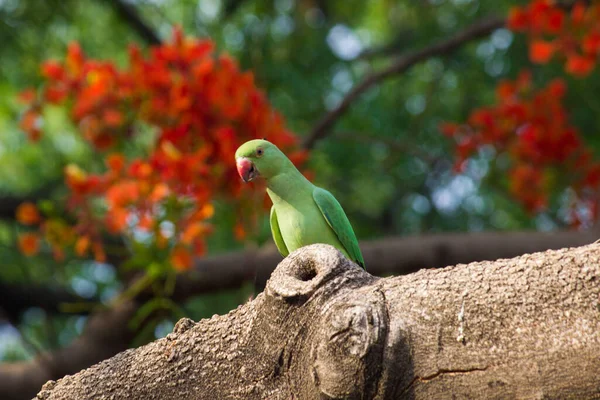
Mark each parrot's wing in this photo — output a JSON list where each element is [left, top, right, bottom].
[[312, 187, 365, 269], [270, 206, 289, 257]]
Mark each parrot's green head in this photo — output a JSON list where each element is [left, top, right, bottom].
[[235, 139, 289, 182]]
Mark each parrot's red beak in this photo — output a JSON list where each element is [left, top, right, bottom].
[[236, 157, 258, 183]]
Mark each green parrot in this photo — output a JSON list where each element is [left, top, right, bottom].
[[235, 139, 365, 269]]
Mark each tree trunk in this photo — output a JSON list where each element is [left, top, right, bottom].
[[35, 243, 600, 399]]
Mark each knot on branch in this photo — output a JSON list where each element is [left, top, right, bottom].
[[265, 244, 367, 302], [311, 288, 388, 399], [36, 380, 57, 400], [171, 318, 195, 336]]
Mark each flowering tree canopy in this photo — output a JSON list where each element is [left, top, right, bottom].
[[17, 28, 306, 271], [442, 0, 600, 226]]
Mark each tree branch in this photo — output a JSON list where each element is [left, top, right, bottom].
[[104, 0, 162, 45], [175, 228, 598, 299], [0, 282, 95, 322], [223, 0, 248, 18], [34, 243, 600, 399], [2, 228, 595, 398], [303, 16, 505, 149], [356, 29, 415, 60]]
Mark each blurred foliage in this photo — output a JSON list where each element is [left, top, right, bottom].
[[1, 0, 599, 363]]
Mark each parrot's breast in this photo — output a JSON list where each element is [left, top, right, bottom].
[[273, 196, 349, 259]]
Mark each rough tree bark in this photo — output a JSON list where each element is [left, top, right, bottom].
[[35, 243, 600, 399], [2, 229, 595, 400]]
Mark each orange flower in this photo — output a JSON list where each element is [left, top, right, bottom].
[[16, 202, 40, 225], [529, 40, 555, 64], [149, 183, 170, 202], [234, 222, 246, 240], [507, 8, 529, 31], [439, 122, 459, 137], [92, 242, 106, 263], [197, 203, 214, 219], [18, 89, 36, 104], [103, 109, 123, 127], [181, 222, 210, 245], [138, 214, 154, 231], [565, 55, 595, 77], [571, 1, 586, 25], [583, 32, 600, 57], [170, 245, 193, 271], [41, 61, 64, 80], [66, 42, 84, 76], [106, 153, 125, 173], [106, 181, 140, 207], [160, 141, 182, 161], [128, 161, 153, 179], [105, 208, 129, 233], [75, 236, 90, 256], [18, 233, 40, 256], [19, 109, 41, 141], [44, 85, 67, 104], [65, 163, 88, 186], [545, 9, 564, 34], [547, 79, 566, 98]]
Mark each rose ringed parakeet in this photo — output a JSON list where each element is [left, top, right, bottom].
[[235, 139, 365, 269]]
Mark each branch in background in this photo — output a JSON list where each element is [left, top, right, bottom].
[[314, 0, 330, 19], [0, 282, 95, 322], [356, 29, 415, 60], [0, 302, 137, 400], [0, 194, 30, 220], [105, 0, 162, 45], [174, 228, 599, 300], [223, 0, 249, 18], [303, 16, 505, 149]]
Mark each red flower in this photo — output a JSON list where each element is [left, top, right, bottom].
[[529, 40, 555, 64], [18, 233, 40, 256], [582, 31, 600, 57], [16, 202, 40, 225], [170, 246, 193, 272], [507, 8, 529, 31], [565, 55, 595, 77]]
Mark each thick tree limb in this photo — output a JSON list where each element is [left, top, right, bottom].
[[35, 243, 600, 399], [303, 16, 505, 149], [175, 229, 599, 299], [0, 229, 595, 400]]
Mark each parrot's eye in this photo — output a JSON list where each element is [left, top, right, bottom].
[[256, 148, 264, 157]]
